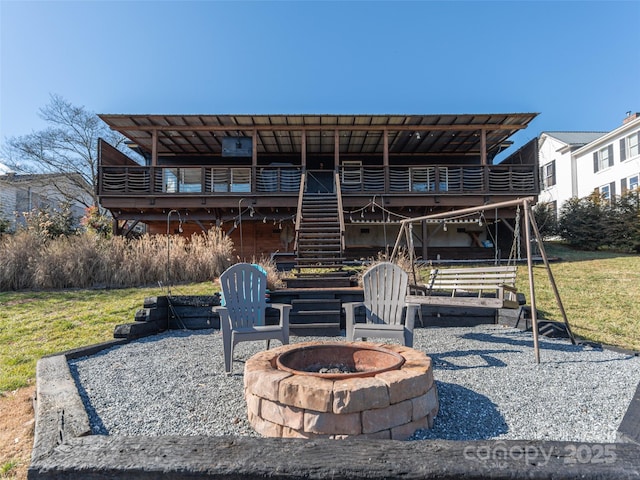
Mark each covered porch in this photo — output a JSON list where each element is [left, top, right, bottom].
[[97, 113, 539, 260]]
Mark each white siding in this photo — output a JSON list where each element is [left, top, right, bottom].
[[0, 182, 18, 230], [538, 134, 575, 218], [574, 117, 640, 199]]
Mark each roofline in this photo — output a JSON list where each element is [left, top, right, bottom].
[[99, 113, 539, 133], [572, 116, 640, 156]]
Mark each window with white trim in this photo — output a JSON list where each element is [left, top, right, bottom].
[[599, 182, 615, 202], [629, 174, 639, 191], [593, 145, 614, 172], [620, 132, 640, 161], [541, 160, 556, 188]]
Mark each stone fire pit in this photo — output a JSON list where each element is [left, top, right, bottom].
[[244, 341, 439, 439]]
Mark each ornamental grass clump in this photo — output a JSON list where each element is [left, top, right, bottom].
[[0, 227, 234, 291]]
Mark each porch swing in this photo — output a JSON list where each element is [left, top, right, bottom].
[[394, 197, 576, 363]]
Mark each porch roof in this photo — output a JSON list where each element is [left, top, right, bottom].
[[98, 113, 537, 158]]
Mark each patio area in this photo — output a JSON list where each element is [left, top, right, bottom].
[[68, 325, 640, 443]]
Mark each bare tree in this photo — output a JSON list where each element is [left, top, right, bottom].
[[2, 94, 129, 208]]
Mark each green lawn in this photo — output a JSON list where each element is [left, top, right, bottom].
[[515, 243, 640, 353], [0, 244, 638, 394], [0, 283, 214, 393]]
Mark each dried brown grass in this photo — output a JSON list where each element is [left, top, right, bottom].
[[351, 248, 414, 286], [0, 229, 234, 291]]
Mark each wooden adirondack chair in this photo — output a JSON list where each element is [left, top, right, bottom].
[[213, 263, 291, 374], [344, 262, 418, 347]]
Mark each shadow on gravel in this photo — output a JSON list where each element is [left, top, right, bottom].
[[429, 349, 520, 370], [68, 363, 109, 435], [461, 331, 576, 352], [413, 381, 508, 440]]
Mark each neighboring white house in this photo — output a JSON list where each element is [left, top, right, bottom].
[[538, 131, 606, 217], [538, 112, 640, 219], [0, 173, 92, 231], [573, 113, 640, 201]]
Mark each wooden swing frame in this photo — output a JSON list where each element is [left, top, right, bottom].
[[390, 197, 576, 363]]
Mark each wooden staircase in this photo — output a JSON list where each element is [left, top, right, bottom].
[[295, 192, 344, 269], [287, 172, 353, 289]]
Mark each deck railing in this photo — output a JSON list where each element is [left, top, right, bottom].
[[98, 164, 537, 196]]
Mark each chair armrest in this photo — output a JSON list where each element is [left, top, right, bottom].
[[343, 302, 364, 319], [343, 301, 364, 341], [405, 303, 419, 330], [211, 306, 230, 334], [498, 284, 518, 300], [267, 303, 291, 329]]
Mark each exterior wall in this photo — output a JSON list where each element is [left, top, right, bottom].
[[538, 118, 640, 220], [0, 182, 18, 229], [574, 117, 640, 199], [148, 220, 293, 260], [538, 135, 574, 217]]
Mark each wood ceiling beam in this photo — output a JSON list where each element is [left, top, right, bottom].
[[109, 123, 528, 133]]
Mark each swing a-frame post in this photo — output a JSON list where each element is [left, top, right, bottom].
[[392, 197, 576, 363]]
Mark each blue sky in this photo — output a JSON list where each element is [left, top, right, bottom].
[[1, 0, 639, 163]]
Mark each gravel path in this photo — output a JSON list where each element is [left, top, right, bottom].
[[69, 325, 640, 442]]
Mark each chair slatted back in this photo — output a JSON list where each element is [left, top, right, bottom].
[[219, 263, 266, 328], [362, 262, 408, 326]]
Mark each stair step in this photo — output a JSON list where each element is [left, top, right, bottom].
[[292, 272, 352, 278], [301, 224, 339, 229], [291, 298, 341, 306], [299, 226, 341, 232], [298, 234, 341, 238], [297, 256, 342, 261], [289, 323, 340, 329], [303, 210, 338, 215], [301, 216, 339, 221], [297, 248, 341, 252], [294, 310, 341, 317], [285, 277, 352, 288], [294, 260, 345, 265]]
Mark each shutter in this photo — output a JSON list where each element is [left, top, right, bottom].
[[608, 145, 614, 167], [610, 181, 616, 198], [593, 152, 599, 172], [539, 166, 544, 188], [550, 161, 556, 186], [621, 177, 628, 194], [620, 138, 627, 161]]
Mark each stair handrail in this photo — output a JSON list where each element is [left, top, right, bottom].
[[293, 169, 307, 252], [334, 169, 346, 254]]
